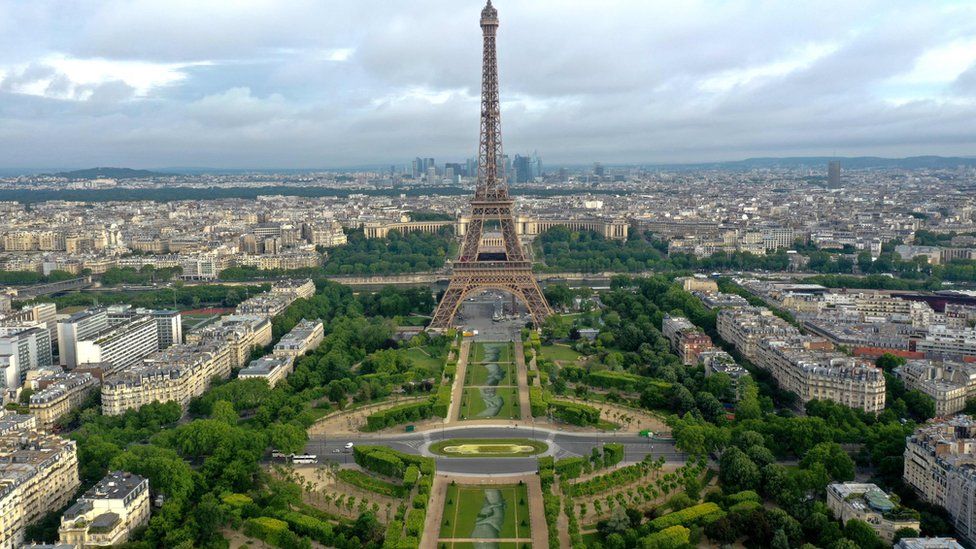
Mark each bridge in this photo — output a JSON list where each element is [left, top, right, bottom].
[[14, 276, 94, 298]]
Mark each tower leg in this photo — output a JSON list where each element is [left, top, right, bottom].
[[429, 277, 469, 330]]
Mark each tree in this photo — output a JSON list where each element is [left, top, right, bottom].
[[843, 519, 885, 549], [893, 527, 919, 543], [771, 528, 790, 549], [800, 442, 854, 481], [541, 315, 571, 341], [210, 400, 239, 425], [268, 423, 308, 454], [735, 377, 762, 420], [719, 447, 760, 492], [875, 353, 906, 372]]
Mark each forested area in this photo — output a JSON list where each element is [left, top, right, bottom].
[[541, 275, 952, 548], [28, 281, 446, 548]]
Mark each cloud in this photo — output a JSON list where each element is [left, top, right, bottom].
[[0, 0, 974, 169]]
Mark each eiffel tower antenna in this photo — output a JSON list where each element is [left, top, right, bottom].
[[429, 0, 552, 330]]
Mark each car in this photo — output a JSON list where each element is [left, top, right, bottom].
[[332, 449, 340, 454], [344, 442, 354, 450]]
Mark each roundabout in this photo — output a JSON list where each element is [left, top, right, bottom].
[[429, 438, 548, 457]]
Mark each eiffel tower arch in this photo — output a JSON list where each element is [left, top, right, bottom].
[[429, 1, 552, 330]]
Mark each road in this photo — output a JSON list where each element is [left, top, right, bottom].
[[305, 425, 685, 475]]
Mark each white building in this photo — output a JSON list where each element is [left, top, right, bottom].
[[58, 471, 150, 547], [273, 319, 323, 358], [238, 355, 293, 388], [895, 360, 976, 416], [75, 316, 158, 373], [826, 482, 920, 543], [57, 309, 109, 368]]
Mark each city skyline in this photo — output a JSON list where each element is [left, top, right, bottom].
[[0, 0, 974, 170]]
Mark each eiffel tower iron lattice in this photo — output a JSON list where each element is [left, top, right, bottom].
[[428, 1, 552, 330]]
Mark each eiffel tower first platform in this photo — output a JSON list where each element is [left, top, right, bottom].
[[428, 1, 552, 330]]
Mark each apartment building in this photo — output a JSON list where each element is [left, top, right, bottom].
[[270, 279, 316, 301], [101, 341, 231, 415], [0, 326, 53, 391], [662, 315, 715, 365], [0, 414, 80, 549], [695, 291, 750, 310], [904, 416, 976, 546], [917, 327, 976, 361], [756, 338, 886, 412], [698, 350, 750, 395], [717, 306, 799, 361], [58, 471, 150, 547], [238, 355, 294, 388], [75, 316, 159, 373], [273, 319, 324, 358], [186, 315, 271, 370], [826, 482, 920, 543], [28, 372, 98, 430], [57, 309, 109, 369], [676, 276, 719, 293], [107, 306, 182, 349], [896, 360, 976, 416]]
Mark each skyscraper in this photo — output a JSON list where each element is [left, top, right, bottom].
[[513, 154, 531, 183], [828, 160, 842, 187]]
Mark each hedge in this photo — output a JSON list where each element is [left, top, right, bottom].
[[365, 400, 433, 431], [727, 490, 760, 504], [243, 517, 305, 548], [586, 370, 649, 392], [272, 510, 336, 544], [337, 469, 406, 498], [354, 445, 435, 479], [403, 465, 420, 489], [529, 387, 550, 417], [432, 385, 452, 417], [405, 507, 426, 537], [382, 520, 403, 549], [538, 456, 555, 488], [648, 502, 725, 531], [551, 400, 600, 426], [555, 456, 586, 479], [641, 525, 690, 549], [603, 442, 624, 467], [354, 446, 406, 478], [729, 500, 762, 514]]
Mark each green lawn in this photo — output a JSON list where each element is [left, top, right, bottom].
[[429, 438, 548, 458], [439, 484, 530, 541], [540, 343, 582, 364], [470, 342, 513, 363], [459, 387, 520, 420], [465, 362, 516, 386], [404, 347, 444, 372]]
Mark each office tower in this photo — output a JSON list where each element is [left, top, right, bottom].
[[513, 154, 531, 183], [427, 166, 438, 184], [593, 162, 605, 177], [828, 160, 841, 187], [57, 309, 109, 368], [412, 157, 422, 178]]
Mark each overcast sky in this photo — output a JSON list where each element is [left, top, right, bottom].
[[1, 0, 975, 170]]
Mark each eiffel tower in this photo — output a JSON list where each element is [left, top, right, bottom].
[[428, 0, 552, 330]]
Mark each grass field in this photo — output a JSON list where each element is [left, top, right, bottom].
[[540, 343, 583, 364], [470, 342, 513, 364], [465, 362, 516, 386], [439, 484, 530, 541], [459, 387, 520, 420], [404, 346, 444, 372], [429, 438, 548, 457]]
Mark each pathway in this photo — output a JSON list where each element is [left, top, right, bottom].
[[513, 340, 533, 420], [447, 339, 471, 423]]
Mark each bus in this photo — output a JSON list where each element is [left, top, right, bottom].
[[291, 454, 318, 464]]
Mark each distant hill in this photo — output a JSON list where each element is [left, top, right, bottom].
[[53, 167, 174, 179]]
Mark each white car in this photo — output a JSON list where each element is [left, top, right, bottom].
[[344, 442, 354, 450]]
